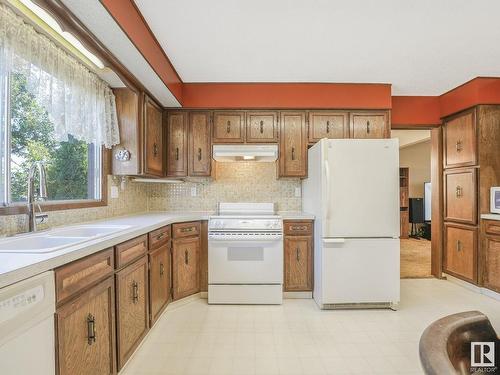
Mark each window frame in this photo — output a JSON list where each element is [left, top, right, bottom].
[[0, 73, 108, 215]]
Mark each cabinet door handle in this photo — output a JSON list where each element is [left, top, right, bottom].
[[260, 120, 264, 133], [153, 143, 158, 157], [326, 121, 330, 133], [291, 147, 295, 161], [456, 240, 462, 252], [296, 248, 300, 261], [197, 148, 202, 161], [175, 147, 179, 161], [291, 225, 307, 231], [156, 232, 165, 241], [132, 281, 139, 304], [87, 313, 96, 345], [366, 120, 370, 134], [184, 250, 189, 265], [455, 185, 463, 198], [160, 263, 164, 277], [181, 227, 193, 233], [226, 120, 231, 133], [456, 140, 462, 152]]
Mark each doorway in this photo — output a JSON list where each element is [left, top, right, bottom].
[[392, 130, 433, 278]]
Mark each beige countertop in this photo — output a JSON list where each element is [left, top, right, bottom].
[[481, 213, 500, 221], [0, 210, 314, 289]]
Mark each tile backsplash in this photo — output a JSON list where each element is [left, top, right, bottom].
[[0, 162, 302, 237], [148, 162, 302, 212]]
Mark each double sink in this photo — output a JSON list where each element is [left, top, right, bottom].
[[0, 224, 132, 254]]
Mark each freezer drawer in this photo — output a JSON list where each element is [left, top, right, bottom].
[[317, 238, 400, 306]]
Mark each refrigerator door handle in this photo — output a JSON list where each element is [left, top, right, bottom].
[[323, 238, 345, 244], [324, 160, 331, 223]]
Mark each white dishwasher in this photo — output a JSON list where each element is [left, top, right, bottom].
[[0, 271, 55, 375]]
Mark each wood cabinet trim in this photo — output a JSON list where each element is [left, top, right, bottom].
[[55, 248, 114, 306]]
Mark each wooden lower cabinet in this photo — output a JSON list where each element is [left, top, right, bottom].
[[56, 277, 116, 375], [149, 244, 171, 326], [284, 236, 313, 291], [116, 256, 149, 370], [483, 235, 500, 293], [444, 223, 477, 283], [283, 220, 313, 291], [172, 236, 200, 300]]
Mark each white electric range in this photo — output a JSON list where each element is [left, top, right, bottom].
[[208, 203, 283, 304]]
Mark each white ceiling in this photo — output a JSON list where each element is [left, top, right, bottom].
[[60, 0, 181, 107], [135, 0, 500, 95], [391, 130, 430, 148]]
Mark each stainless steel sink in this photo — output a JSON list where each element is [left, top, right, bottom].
[[0, 224, 131, 253]]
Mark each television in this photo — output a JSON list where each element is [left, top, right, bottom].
[[424, 182, 431, 222]]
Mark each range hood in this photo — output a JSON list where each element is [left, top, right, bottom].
[[212, 144, 278, 162]]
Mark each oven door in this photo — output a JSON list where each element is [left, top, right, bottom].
[[208, 237, 283, 284]]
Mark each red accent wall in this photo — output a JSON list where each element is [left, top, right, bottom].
[[101, 0, 183, 101], [181, 83, 392, 109], [391, 96, 441, 127]]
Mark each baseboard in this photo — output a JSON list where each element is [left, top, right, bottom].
[[200, 291, 208, 299], [444, 273, 500, 302], [283, 291, 312, 299], [166, 292, 204, 311]]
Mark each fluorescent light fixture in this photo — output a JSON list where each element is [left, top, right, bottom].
[[18, 0, 105, 69], [213, 144, 278, 162], [243, 155, 255, 160], [131, 178, 185, 184]]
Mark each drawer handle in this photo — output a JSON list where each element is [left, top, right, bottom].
[[197, 147, 202, 161], [180, 227, 194, 233], [326, 120, 330, 133], [226, 120, 231, 133], [260, 120, 264, 133], [296, 248, 300, 261], [184, 250, 189, 265], [153, 143, 158, 157], [455, 185, 463, 198], [132, 281, 139, 304], [291, 147, 295, 161], [175, 147, 179, 161], [87, 313, 96, 345], [160, 263, 164, 277], [156, 232, 165, 241], [291, 225, 307, 231], [366, 120, 370, 134], [456, 140, 462, 152], [456, 240, 462, 252]]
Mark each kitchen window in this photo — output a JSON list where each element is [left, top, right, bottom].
[[0, 2, 119, 212], [0, 72, 102, 207]]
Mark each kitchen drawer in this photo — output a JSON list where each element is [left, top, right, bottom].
[[172, 221, 201, 239], [444, 109, 477, 168], [444, 223, 477, 283], [212, 111, 245, 143], [148, 225, 171, 250], [246, 111, 278, 142], [284, 220, 313, 236], [115, 235, 148, 269], [444, 168, 477, 225], [484, 220, 500, 236], [55, 248, 114, 305], [483, 235, 500, 293]]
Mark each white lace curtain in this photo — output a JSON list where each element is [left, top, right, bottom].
[[0, 4, 119, 148]]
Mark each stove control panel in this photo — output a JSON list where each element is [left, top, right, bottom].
[[208, 217, 282, 232]]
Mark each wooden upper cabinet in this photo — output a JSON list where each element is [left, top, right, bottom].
[[444, 109, 477, 168], [166, 112, 188, 177], [246, 111, 278, 143], [172, 236, 200, 300], [149, 244, 171, 326], [189, 112, 212, 176], [212, 111, 245, 143], [308, 111, 348, 143], [444, 168, 478, 225], [279, 112, 307, 178], [56, 277, 115, 375], [143, 95, 163, 176], [350, 112, 389, 139], [115, 256, 149, 370]]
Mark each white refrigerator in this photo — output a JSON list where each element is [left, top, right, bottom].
[[303, 139, 400, 309]]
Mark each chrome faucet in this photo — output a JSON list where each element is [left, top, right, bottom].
[[27, 161, 49, 232]]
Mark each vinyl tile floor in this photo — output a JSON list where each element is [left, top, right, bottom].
[[120, 279, 500, 375]]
